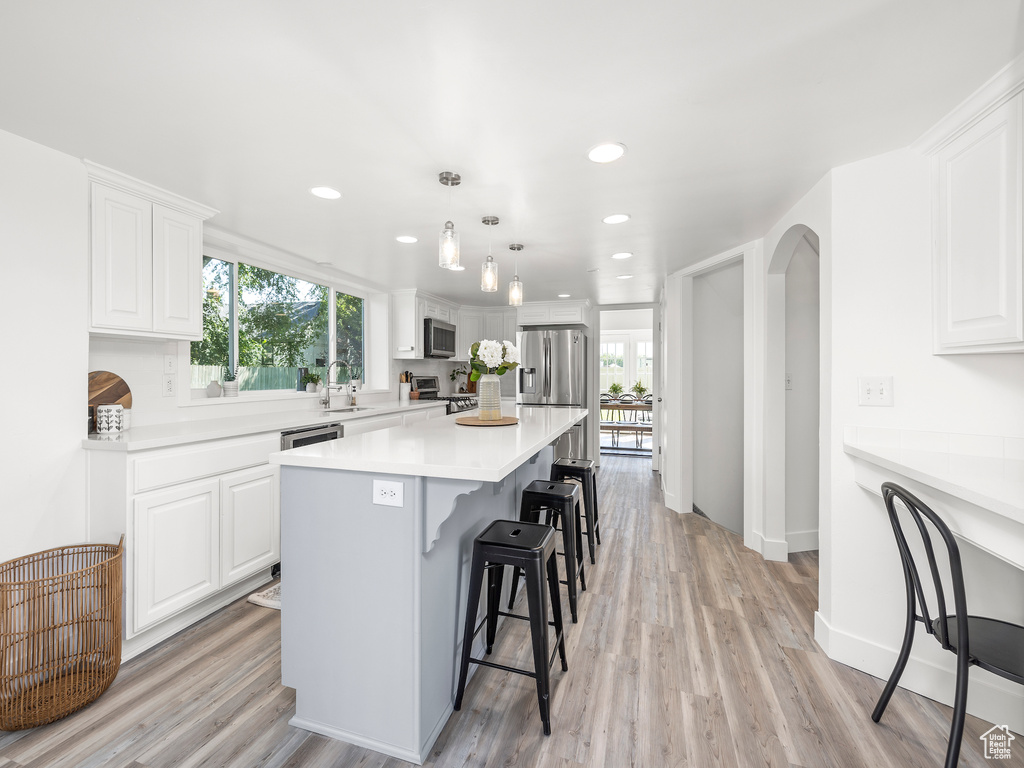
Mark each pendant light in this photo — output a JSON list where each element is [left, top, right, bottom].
[[438, 171, 461, 269], [508, 243, 523, 306], [480, 216, 499, 292]]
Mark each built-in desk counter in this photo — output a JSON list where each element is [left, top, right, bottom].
[[844, 426, 1024, 568], [270, 406, 586, 763]]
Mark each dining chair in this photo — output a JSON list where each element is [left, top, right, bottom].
[[871, 482, 1024, 768], [598, 393, 620, 447]]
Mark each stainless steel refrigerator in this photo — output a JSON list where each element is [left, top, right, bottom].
[[517, 329, 588, 459]]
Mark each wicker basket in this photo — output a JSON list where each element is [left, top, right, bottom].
[[0, 537, 123, 730]]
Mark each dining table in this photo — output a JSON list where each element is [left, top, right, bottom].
[[600, 399, 653, 448]]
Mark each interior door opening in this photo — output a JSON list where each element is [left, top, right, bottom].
[[598, 308, 655, 463]]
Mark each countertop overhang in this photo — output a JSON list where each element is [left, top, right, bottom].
[[844, 426, 1024, 569], [271, 405, 587, 482]]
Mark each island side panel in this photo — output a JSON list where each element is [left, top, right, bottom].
[[417, 446, 553, 747], [280, 465, 419, 756]]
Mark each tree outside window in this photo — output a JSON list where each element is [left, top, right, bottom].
[[190, 259, 365, 393]]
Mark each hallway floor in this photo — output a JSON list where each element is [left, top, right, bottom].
[[0, 455, 1017, 766]]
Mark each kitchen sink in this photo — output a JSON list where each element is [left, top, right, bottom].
[[322, 406, 373, 413]]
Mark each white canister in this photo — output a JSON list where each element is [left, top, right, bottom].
[[110, 404, 124, 432], [96, 404, 113, 433], [400, 382, 411, 404]]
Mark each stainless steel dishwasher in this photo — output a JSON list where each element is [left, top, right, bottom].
[[280, 422, 343, 450]]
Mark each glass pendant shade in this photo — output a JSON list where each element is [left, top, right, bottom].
[[439, 221, 459, 269], [481, 255, 498, 292], [508, 274, 523, 306]]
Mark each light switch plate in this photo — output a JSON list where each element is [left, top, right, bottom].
[[858, 376, 893, 406], [163, 354, 177, 374]]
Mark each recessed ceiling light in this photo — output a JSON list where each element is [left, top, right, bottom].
[[316, 261, 332, 267], [558, 293, 571, 298], [617, 274, 633, 280], [603, 213, 630, 224], [611, 252, 633, 260], [310, 186, 341, 200], [396, 235, 417, 244], [448, 264, 466, 271], [588, 143, 626, 163]]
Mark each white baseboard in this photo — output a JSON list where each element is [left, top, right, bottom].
[[289, 715, 426, 764], [663, 489, 679, 513], [786, 529, 819, 552], [753, 531, 789, 561], [121, 569, 273, 661], [815, 612, 1024, 733]]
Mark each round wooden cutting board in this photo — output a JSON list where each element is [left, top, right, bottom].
[[455, 416, 519, 427], [88, 371, 133, 409]]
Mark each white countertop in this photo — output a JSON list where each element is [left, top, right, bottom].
[[271, 405, 587, 482], [83, 399, 447, 452], [843, 427, 1024, 523]]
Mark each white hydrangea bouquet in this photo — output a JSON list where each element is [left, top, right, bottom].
[[468, 339, 520, 379], [468, 339, 520, 420]]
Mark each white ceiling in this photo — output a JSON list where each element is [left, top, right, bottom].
[[1, 1, 1022, 306]]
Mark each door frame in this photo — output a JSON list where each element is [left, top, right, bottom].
[[661, 241, 764, 554], [593, 303, 661, 470]]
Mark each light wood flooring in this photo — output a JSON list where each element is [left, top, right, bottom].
[[2, 455, 1020, 767]]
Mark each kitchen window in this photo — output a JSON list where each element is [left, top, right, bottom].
[[190, 258, 366, 395]]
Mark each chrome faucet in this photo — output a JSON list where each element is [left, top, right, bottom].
[[320, 360, 350, 408]]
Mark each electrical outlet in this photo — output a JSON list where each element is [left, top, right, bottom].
[[163, 354, 177, 374], [372, 479, 404, 507], [785, 373, 792, 390], [162, 374, 175, 397], [858, 376, 893, 406]]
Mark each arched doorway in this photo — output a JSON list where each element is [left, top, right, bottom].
[[764, 224, 821, 559]]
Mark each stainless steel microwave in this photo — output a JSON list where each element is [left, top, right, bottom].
[[424, 318, 457, 358]]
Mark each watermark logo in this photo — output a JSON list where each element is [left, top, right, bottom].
[[980, 725, 1015, 760]]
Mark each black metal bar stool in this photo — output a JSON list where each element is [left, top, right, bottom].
[[509, 480, 586, 622], [550, 457, 601, 564], [453, 519, 568, 736]]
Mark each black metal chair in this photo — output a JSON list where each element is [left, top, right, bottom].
[[871, 482, 1024, 768]]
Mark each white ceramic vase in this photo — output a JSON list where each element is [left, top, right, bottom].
[[477, 373, 502, 421]]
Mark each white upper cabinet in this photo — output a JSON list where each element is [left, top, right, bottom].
[[457, 310, 483, 361], [91, 185, 153, 332], [87, 162, 217, 340], [518, 300, 591, 327], [391, 291, 423, 359], [931, 91, 1024, 354], [484, 311, 504, 341], [152, 204, 204, 336]]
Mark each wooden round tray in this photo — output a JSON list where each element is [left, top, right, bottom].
[[455, 416, 520, 427]]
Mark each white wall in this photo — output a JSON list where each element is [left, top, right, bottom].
[[785, 237, 820, 551], [827, 146, 1024, 727], [0, 129, 89, 562], [601, 308, 652, 332], [692, 261, 744, 533]]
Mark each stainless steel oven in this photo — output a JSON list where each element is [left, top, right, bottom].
[[280, 422, 343, 450]]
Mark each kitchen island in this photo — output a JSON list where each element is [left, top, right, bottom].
[[269, 405, 587, 764]]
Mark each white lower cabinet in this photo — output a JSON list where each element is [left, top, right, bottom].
[[346, 414, 404, 435], [90, 432, 282, 657], [403, 409, 430, 425], [220, 464, 280, 587], [134, 479, 220, 633]]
